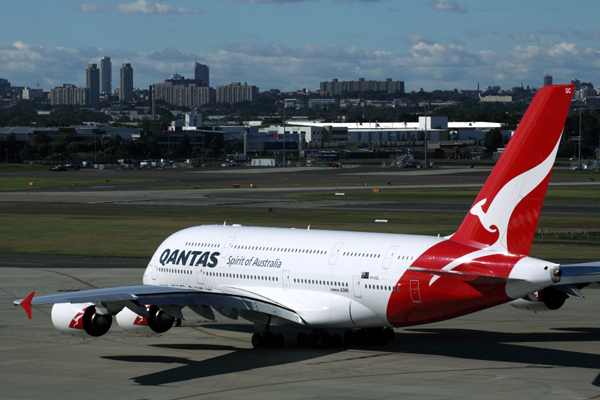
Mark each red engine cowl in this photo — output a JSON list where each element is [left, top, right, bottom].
[[51, 303, 112, 338], [116, 305, 174, 335]]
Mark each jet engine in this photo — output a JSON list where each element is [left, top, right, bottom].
[[51, 303, 112, 338], [509, 286, 569, 312], [116, 305, 175, 335]]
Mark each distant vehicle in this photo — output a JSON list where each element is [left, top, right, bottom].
[[332, 162, 342, 168], [50, 165, 67, 171], [64, 164, 81, 170]]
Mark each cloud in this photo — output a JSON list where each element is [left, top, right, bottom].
[[572, 29, 600, 41], [220, 0, 381, 3], [509, 33, 540, 43], [430, 0, 468, 13], [538, 27, 567, 37], [1, 40, 600, 93], [70, 0, 203, 16], [401, 34, 436, 45]]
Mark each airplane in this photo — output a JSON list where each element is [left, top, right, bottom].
[[14, 84, 600, 349]]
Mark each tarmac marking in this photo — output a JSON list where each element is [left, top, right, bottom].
[[168, 365, 553, 399], [35, 269, 99, 289], [309, 352, 398, 365]]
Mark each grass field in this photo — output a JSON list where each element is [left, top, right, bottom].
[[0, 177, 159, 191], [0, 204, 597, 260], [285, 188, 600, 205]]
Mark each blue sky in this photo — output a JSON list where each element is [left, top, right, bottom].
[[1, 0, 599, 93]]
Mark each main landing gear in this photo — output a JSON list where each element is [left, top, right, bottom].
[[296, 331, 343, 349], [251, 331, 285, 348], [251, 316, 285, 348]]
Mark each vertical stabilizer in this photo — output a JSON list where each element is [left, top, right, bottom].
[[450, 85, 574, 255]]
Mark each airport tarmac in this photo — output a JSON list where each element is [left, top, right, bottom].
[[2, 254, 600, 400]]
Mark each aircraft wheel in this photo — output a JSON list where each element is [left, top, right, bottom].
[[274, 333, 285, 348], [343, 330, 355, 346], [251, 332, 262, 348], [307, 332, 317, 348], [330, 334, 342, 348], [384, 327, 395, 342], [355, 329, 367, 345], [316, 333, 330, 349], [297, 332, 308, 347], [262, 332, 274, 348]]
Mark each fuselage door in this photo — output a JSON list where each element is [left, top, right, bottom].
[[410, 280, 421, 303], [328, 242, 344, 265], [151, 263, 157, 280], [196, 266, 204, 284], [352, 276, 362, 298], [221, 236, 237, 264], [283, 270, 290, 291], [382, 246, 398, 270]]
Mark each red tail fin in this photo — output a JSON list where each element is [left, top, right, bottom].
[[451, 85, 574, 255]]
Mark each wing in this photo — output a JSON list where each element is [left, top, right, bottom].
[[14, 284, 305, 326]]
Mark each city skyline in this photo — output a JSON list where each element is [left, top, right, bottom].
[[1, 0, 599, 92]]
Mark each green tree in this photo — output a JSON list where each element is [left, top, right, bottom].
[[483, 128, 504, 154], [206, 137, 221, 158]]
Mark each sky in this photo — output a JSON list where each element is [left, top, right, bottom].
[[1, 0, 599, 93]]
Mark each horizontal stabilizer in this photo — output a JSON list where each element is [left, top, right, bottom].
[[555, 262, 600, 285]]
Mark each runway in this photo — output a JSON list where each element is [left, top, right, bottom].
[[2, 254, 600, 399]]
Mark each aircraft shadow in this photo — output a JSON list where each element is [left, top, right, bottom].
[[102, 344, 340, 386], [102, 326, 600, 386], [395, 327, 600, 373]]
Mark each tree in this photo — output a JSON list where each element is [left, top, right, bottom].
[[483, 128, 503, 154], [206, 137, 221, 158]]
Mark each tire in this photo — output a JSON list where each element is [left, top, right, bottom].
[[274, 333, 285, 348], [262, 332, 274, 348], [343, 330, 355, 346], [251, 333, 262, 348], [297, 332, 308, 348], [316, 333, 330, 349], [330, 334, 342, 348]]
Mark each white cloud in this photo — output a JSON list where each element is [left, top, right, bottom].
[[430, 0, 468, 13], [1, 40, 599, 93], [71, 0, 202, 16]]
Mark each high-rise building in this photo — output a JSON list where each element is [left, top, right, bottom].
[[100, 57, 112, 95], [320, 78, 404, 96], [0, 78, 11, 97], [216, 82, 258, 104], [119, 63, 133, 103], [154, 74, 215, 107], [50, 84, 89, 106], [194, 62, 209, 87], [86, 64, 100, 105], [543, 75, 553, 87]]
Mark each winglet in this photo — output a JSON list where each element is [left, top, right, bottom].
[[19, 292, 35, 319]]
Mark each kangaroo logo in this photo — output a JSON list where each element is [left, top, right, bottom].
[[469, 139, 560, 252]]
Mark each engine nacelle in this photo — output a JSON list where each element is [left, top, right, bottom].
[[509, 286, 569, 312], [116, 305, 174, 335], [51, 303, 112, 338]]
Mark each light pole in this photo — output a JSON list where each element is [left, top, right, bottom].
[[282, 102, 286, 167], [579, 105, 582, 169]]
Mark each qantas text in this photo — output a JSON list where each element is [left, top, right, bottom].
[[159, 249, 220, 267]]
